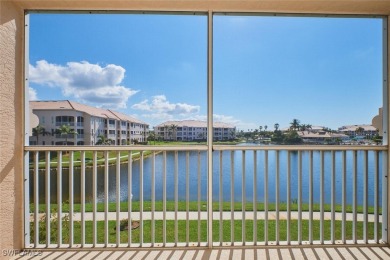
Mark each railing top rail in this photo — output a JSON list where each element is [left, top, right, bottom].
[[213, 145, 388, 151], [24, 144, 387, 152], [24, 145, 209, 152]]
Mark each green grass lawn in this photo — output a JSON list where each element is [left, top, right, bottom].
[[31, 219, 380, 245], [30, 141, 239, 169], [29, 150, 153, 169]]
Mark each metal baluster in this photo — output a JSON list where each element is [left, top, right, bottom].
[[140, 152, 144, 246], [69, 151, 74, 247], [57, 151, 62, 247], [320, 151, 324, 244], [309, 151, 313, 244], [353, 150, 357, 243], [104, 151, 108, 247], [128, 152, 132, 247], [374, 151, 379, 243], [342, 150, 346, 244], [331, 151, 335, 244], [151, 152, 155, 246], [242, 151, 246, 245], [174, 151, 178, 246], [197, 151, 201, 245], [45, 151, 50, 247], [34, 152, 39, 247], [276, 150, 280, 245], [163, 151, 167, 246], [81, 151, 85, 247], [298, 151, 302, 245], [186, 151, 190, 246], [219, 151, 223, 245], [364, 150, 368, 243], [92, 151, 97, 247], [253, 150, 257, 245], [231, 151, 235, 245], [264, 150, 268, 245], [287, 151, 291, 245], [116, 151, 121, 246]]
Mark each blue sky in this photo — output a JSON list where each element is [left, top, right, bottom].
[[29, 13, 383, 130]]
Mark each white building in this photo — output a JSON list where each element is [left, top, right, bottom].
[[154, 120, 236, 141], [29, 100, 149, 145], [338, 124, 378, 138]]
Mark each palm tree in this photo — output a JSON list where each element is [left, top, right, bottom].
[[274, 123, 280, 132], [96, 135, 111, 145], [32, 124, 50, 145], [163, 125, 170, 141], [170, 124, 178, 141], [57, 124, 77, 145], [229, 129, 236, 140], [148, 131, 156, 144], [253, 129, 259, 141], [355, 127, 365, 137], [197, 132, 205, 141], [264, 125, 268, 132], [290, 119, 300, 131], [259, 126, 263, 133]]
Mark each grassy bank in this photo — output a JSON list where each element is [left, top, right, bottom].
[[30, 201, 381, 214], [29, 150, 153, 169], [31, 219, 380, 245]]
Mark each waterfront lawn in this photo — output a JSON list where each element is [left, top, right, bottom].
[[29, 150, 151, 169], [30, 201, 381, 215], [31, 219, 380, 245]]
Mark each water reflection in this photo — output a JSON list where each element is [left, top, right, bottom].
[[30, 150, 383, 207]]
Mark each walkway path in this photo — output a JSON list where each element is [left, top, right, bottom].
[[32, 211, 382, 222]]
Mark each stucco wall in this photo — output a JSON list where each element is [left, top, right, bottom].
[[0, 0, 24, 255]]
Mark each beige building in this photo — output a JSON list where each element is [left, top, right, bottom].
[[155, 120, 236, 141], [338, 124, 378, 138], [298, 130, 349, 144], [30, 100, 149, 145]]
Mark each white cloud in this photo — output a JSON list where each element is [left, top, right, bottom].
[[191, 114, 240, 125], [29, 60, 138, 109], [132, 95, 200, 116], [191, 114, 257, 130], [29, 87, 38, 100]]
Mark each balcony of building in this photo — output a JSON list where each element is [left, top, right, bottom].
[[21, 145, 388, 259]]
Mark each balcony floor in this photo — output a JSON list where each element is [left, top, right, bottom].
[[12, 245, 390, 260]]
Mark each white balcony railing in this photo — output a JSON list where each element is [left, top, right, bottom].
[[23, 145, 387, 248]]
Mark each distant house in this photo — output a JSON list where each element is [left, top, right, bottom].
[[298, 131, 349, 144], [154, 120, 236, 141], [29, 100, 149, 145], [338, 124, 378, 138]]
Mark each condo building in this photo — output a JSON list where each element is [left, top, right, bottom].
[[154, 120, 236, 141], [29, 100, 149, 145]]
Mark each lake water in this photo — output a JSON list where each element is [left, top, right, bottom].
[[30, 149, 384, 207]]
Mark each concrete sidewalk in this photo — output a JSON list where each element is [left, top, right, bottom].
[[31, 211, 383, 222]]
